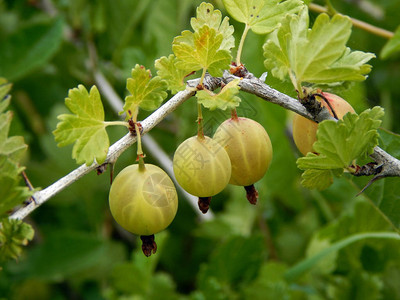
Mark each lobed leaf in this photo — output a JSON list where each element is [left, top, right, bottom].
[[297, 107, 384, 190], [154, 55, 189, 94], [191, 2, 235, 51], [53, 85, 109, 166], [172, 2, 233, 77], [0, 112, 28, 172], [354, 128, 400, 230], [0, 79, 33, 216], [173, 25, 231, 77], [124, 64, 168, 114], [0, 173, 34, 217], [223, 0, 303, 34], [0, 218, 34, 263], [0, 19, 63, 81], [263, 6, 375, 89], [196, 79, 241, 110], [300, 169, 337, 191]]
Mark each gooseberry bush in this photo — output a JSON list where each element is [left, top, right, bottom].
[[1, 0, 400, 298]]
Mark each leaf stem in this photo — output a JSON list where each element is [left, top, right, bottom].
[[134, 122, 145, 171], [289, 71, 302, 99], [309, 3, 394, 39], [199, 68, 207, 86], [197, 102, 204, 139], [324, 0, 337, 14], [103, 121, 130, 128], [236, 23, 251, 65], [231, 108, 239, 120]]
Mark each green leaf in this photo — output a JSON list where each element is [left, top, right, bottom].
[[263, 7, 375, 89], [0, 19, 63, 81], [191, 2, 235, 50], [0, 78, 12, 113], [381, 25, 400, 59], [0, 218, 34, 263], [0, 112, 28, 172], [355, 128, 400, 230], [285, 231, 400, 281], [173, 25, 232, 77], [110, 232, 178, 298], [305, 48, 376, 83], [0, 174, 34, 217], [329, 271, 383, 300], [0, 80, 33, 216], [222, 0, 303, 34], [300, 169, 338, 191], [242, 262, 300, 300], [155, 55, 189, 94], [297, 107, 384, 190], [10, 230, 126, 281], [53, 85, 109, 166], [194, 189, 257, 239], [124, 64, 168, 114], [198, 235, 265, 286], [196, 79, 241, 110], [172, 3, 233, 77]]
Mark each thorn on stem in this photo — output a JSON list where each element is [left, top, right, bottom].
[[22, 171, 37, 204], [22, 171, 34, 191], [357, 175, 383, 196]]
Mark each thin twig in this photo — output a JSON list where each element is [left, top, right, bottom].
[[8, 72, 400, 221], [222, 71, 400, 179], [309, 3, 394, 39], [9, 85, 197, 221]]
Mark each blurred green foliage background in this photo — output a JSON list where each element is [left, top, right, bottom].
[[1, 0, 400, 299]]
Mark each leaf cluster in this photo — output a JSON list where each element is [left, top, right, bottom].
[[0, 218, 34, 264], [0, 79, 33, 216], [263, 6, 375, 94], [223, 0, 303, 34], [172, 2, 234, 78], [53, 66, 168, 165], [297, 107, 384, 190]]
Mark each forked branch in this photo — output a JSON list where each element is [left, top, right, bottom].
[[9, 71, 400, 221]]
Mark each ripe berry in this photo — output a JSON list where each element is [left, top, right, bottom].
[[173, 136, 231, 213], [213, 117, 273, 204], [292, 92, 355, 156], [109, 163, 178, 255]]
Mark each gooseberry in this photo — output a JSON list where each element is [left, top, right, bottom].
[[213, 116, 273, 204], [292, 92, 355, 156], [109, 163, 178, 256], [172, 135, 231, 213]]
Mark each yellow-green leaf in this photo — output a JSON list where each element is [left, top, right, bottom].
[[263, 6, 375, 89], [173, 25, 231, 77], [223, 0, 302, 34], [53, 85, 109, 166], [297, 107, 384, 190], [155, 55, 189, 94], [191, 2, 235, 50], [124, 64, 168, 114], [196, 79, 241, 110]]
